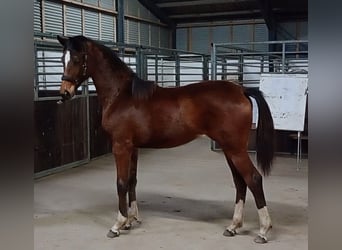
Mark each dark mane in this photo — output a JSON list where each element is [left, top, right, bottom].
[[91, 39, 133, 74], [68, 36, 156, 100], [131, 75, 157, 100]]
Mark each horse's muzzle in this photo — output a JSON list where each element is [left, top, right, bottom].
[[57, 90, 72, 104], [63, 90, 72, 100]]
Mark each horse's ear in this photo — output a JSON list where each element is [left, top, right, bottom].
[[57, 35, 69, 47]]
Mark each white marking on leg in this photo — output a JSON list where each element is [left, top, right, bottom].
[[125, 201, 141, 228], [129, 201, 140, 221], [227, 199, 244, 232], [257, 206, 272, 240], [64, 50, 71, 67], [111, 211, 127, 235]]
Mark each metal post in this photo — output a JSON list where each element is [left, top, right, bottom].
[[202, 56, 209, 81], [155, 54, 159, 83], [211, 43, 217, 81], [34, 42, 39, 101], [175, 53, 180, 87], [136, 47, 142, 78], [238, 53, 243, 83], [282, 42, 286, 73], [116, 0, 125, 54], [296, 131, 301, 170], [82, 80, 91, 162]]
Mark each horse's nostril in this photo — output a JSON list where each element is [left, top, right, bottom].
[[61, 90, 71, 101]]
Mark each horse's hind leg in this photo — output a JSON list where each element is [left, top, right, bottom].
[[124, 147, 141, 229], [223, 155, 247, 237], [228, 151, 272, 243]]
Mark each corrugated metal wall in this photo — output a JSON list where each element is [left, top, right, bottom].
[[34, 0, 172, 48], [191, 27, 210, 54], [212, 26, 230, 44], [177, 21, 307, 53], [176, 28, 187, 51]]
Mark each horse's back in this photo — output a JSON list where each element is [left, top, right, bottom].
[[146, 81, 252, 144]]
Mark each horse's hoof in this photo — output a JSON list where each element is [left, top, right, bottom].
[[223, 229, 236, 237], [107, 230, 120, 238], [254, 235, 267, 244], [123, 224, 132, 230]]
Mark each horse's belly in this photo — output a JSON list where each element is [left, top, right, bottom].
[[138, 130, 198, 148]]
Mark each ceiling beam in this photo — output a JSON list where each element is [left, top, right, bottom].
[[257, 0, 276, 29], [169, 10, 260, 19], [157, 0, 247, 8], [137, 0, 176, 28], [256, 0, 277, 39]]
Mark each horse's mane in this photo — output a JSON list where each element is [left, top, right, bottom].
[[131, 74, 157, 100], [70, 36, 156, 100]]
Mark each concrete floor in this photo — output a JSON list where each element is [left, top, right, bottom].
[[34, 136, 307, 250]]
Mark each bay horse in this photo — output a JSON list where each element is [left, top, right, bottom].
[[57, 35, 274, 243]]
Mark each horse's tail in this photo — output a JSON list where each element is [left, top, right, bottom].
[[244, 87, 275, 176]]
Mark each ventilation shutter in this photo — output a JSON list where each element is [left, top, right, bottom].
[[128, 19, 139, 44], [101, 14, 115, 41], [160, 27, 170, 48], [212, 26, 230, 44], [176, 28, 187, 51], [191, 27, 209, 53], [233, 24, 252, 50], [34, 0, 41, 33], [84, 10, 99, 40], [254, 23, 268, 52], [83, 0, 98, 6], [140, 22, 150, 46], [65, 6, 82, 36], [151, 25, 160, 47], [44, 1, 63, 34], [99, 0, 115, 10]]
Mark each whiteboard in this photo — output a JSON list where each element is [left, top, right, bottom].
[[259, 74, 308, 131]]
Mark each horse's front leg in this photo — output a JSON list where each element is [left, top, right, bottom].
[[124, 147, 141, 229], [107, 141, 132, 238]]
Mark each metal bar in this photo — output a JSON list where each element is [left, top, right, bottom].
[[154, 54, 158, 83], [211, 43, 217, 80], [296, 131, 301, 170], [116, 0, 124, 45], [282, 43, 286, 73], [34, 43, 39, 101], [83, 80, 91, 163], [34, 158, 90, 179], [175, 54, 180, 87]]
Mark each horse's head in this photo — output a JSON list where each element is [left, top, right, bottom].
[[57, 35, 89, 102]]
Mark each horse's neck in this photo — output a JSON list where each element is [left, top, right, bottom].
[[89, 56, 132, 108]]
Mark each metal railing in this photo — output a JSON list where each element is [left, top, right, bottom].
[[211, 40, 308, 87]]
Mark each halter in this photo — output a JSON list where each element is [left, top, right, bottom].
[[61, 53, 88, 86]]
